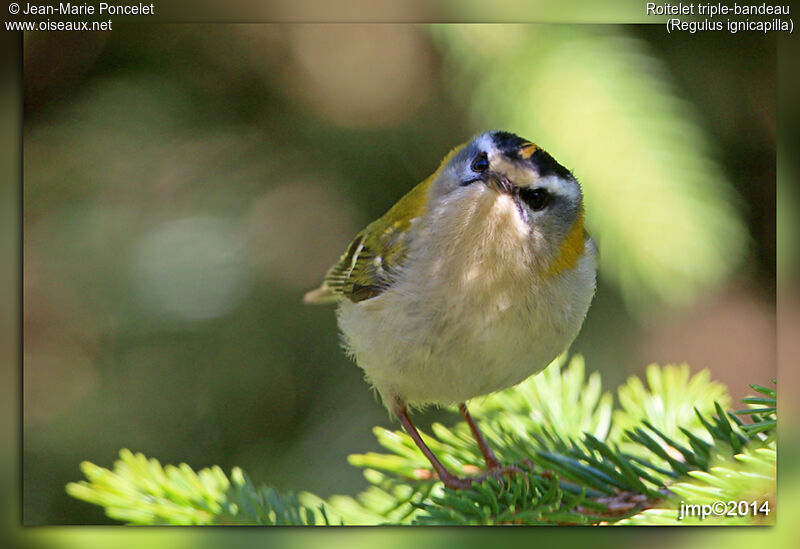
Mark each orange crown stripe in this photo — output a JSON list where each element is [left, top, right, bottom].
[[518, 143, 540, 159]]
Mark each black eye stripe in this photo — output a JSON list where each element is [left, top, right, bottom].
[[519, 188, 550, 211]]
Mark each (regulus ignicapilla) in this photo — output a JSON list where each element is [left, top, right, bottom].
[[305, 131, 597, 489]]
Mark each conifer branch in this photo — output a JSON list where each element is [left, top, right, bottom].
[[66, 357, 776, 525]]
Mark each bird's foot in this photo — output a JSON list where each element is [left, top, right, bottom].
[[438, 463, 529, 491], [486, 464, 530, 491], [439, 472, 481, 490]]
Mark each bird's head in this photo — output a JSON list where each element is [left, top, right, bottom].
[[426, 131, 587, 278]]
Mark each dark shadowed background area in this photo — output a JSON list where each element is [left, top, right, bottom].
[[22, 24, 776, 525]]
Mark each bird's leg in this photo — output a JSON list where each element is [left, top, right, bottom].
[[458, 403, 527, 485], [395, 406, 474, 490], [458, 403, 501, 470]]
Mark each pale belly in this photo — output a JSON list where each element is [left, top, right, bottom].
[[336, 242, 596, 408]]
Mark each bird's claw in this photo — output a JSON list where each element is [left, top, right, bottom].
[[440, 474, 480, 490], [438, 463, 529, 491], [487, 464, 530, 492]]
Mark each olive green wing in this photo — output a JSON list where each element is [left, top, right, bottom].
[[303, 177, 432, 305], [301, 221, 408, 304]]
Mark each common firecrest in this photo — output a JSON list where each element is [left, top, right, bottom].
[[305, 131, 597, 489]]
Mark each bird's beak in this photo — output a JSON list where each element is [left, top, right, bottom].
[[484, 172, 514, 194]]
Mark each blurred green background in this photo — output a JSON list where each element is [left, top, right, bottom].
[[22, 24, 776, 525]]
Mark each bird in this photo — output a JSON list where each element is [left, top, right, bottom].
[[304, 130, 597, 489]]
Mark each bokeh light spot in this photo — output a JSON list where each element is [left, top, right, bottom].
[[131, 217, 249, 322]]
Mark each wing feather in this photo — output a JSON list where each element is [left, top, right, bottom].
[[303, 180, 431, 304], [303, 142, 465, 305]]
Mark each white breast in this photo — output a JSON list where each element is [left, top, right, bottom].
[[337, 189, 596, 409]]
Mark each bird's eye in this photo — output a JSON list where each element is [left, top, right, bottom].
[[519, 188, 550, 211], [471, 153, 489, 172]]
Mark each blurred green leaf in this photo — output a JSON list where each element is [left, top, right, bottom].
[[66, 449, 326, 525], [66, 449, 229, 525], [469, 355, 614, 443], [611, 364, 731, 443]]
